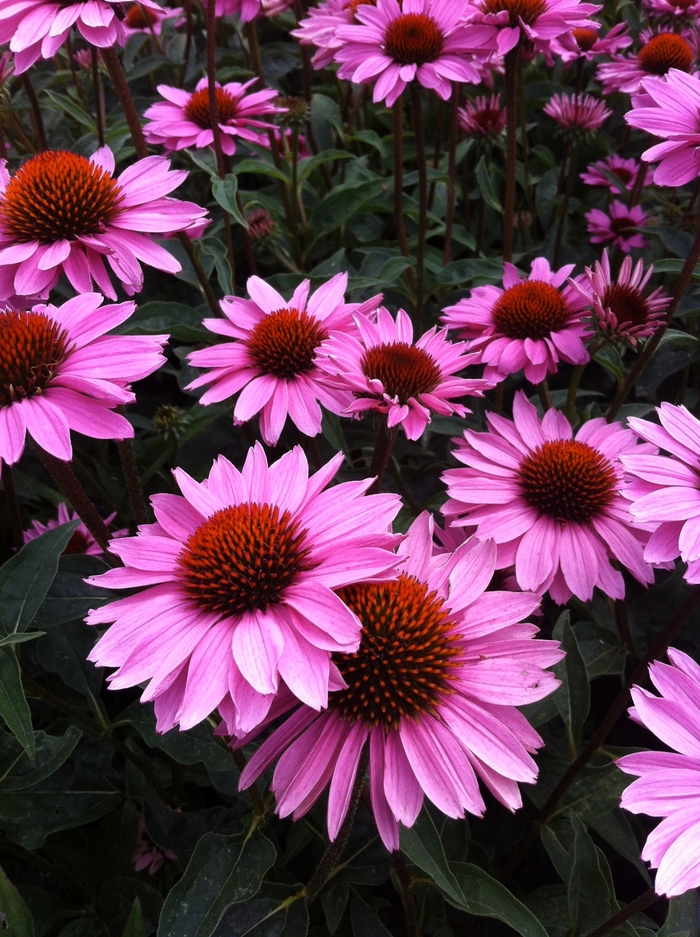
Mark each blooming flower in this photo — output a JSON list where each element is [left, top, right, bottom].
[[597, 32, 696, 94], [625, 68, 700, 186], [0, 0, 159, 73], [186, 273, 381, 446], [0, 293, 167, 466], [143, 78, 283, 156], [236, 513, 562, 850], [441, 258, 591, 385], [0, 146, 207, 301], [643, 0, 700, 20], [580, 155, 653, 194], [317, 307, 491, 441], [617, 648, 700, 897], [622, 404, 700, 584], [334, 0, 496, 108], [543, 92, 611, 133], [86, 444, 402, 734], [458, 94, 506, 139], [122, 1, 184, 38], [292, 0, 359, 69], [585, 201, 648, 252], [573, 250, 669, 346], [441, 391, 656, 604], [24, 503, 127, 555], [549, 22, 631, 62]]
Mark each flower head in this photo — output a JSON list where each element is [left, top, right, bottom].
[[0, 147, 207, 301], [625, 68, 700, 186], [317, 307, 491, 441], [441, 258, 591, 385], [235, 513, 562, 850], [0, 293, 166, 466], [186, 273, 381, 446], [292, 0, 364, 69], [24, 503, 128, 555], [549, 22, 631, 62], [643, 0, 700, 20], [585, 201, 648, 252], [132, 814, 177, 875], [458, 94, 506, 139], [86, 445, 402, 734], [334, 0, 496, 107], [442, 392, 656, 603], [597, 31, 696, 94], [580, 155, 653, 194], [143, 78, 284, 156], [543, 92, 611, 133], [617, 648, 700, 897], [122, 2, 184, 37]]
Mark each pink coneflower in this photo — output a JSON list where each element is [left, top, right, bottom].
[[316, 307, 491, 441], [549, 22, 631, 62], [143, 79, 283, 156], [458, 94, 506, 139], [643, 0, 700, 19], [441, 392, 656, 604], [86, 444, 402, 734], [186, 273, 381, 447], [0, 293, 166, 466], [625, 68, 700, 187], [585, 201, 648, 252], [122, 2, 184, 38], [292, 0, 357, 69], [573, 250, 669, 346], [441, 258, 591, 385], [0, 147, 207, 301], [24, 503, 127, 555], [334, 0, 496, 108], [543, 92, 611, 133], [236, 513, 562, 850], [132, 814, 176, 875], [462, 0, 601, 59], [580, 155, 653, 194], [597, 32, 696, 94], [0, 0, 159, 73], [622, 404, 700, 583], [617, 649, 700, 897]]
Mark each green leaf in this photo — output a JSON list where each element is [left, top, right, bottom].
[[211, 175, 248, 227], [157, 830, 276, 937], [212, 885, 308, 937], [42, 90, 96, 133], [122, 899, 146, 937], [322, 883, 350, 936], [128, 702, 233, 774], [350, 130, 385, 159], [0, 790, 121, 849], [0, 648, 33, 759], [592, 345, 625, 385], [309, 180, 386, 243], [0, 865, 35, 936], [0, 726, 81, 791], [200, 237, 233, 296], [0, 521, 79, 636], [297, 149, 353, 185], [567, 815, 617, 937], [400, 808, 464, 907], [450, 864, 549, 937], [552, 611, 590, 758], [659, 891, 699, 937], [350, 895, 392, 937], [233, 158, 290, 183], [475, 156, 503, 213], [0, 632, 44, 648]]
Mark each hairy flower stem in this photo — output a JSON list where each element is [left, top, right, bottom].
[[537, 379, 552, 412], [2, 462, 24, 552], [443, 85, 459, 265], [39, 450, 114, 555], [304, 746, 370, 903], [393, 851, 420, 937], [393, 97, 415, 296], [91, 48, 105, 147], [606, 222, 700, 422], [21, 74, 46, 151], [411, 84, 428, 330], [565, 363, 586, 426], [367, 421, 400, 494], [629, 160, 648, 208], [116, 436, 148, 526], [503, 47, 518, 263], [587, 888, 659, 937], [553, 141, 578, 267]]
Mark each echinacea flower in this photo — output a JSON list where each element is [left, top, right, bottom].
[[122, 1, 184, 37], [441, 258, 591, 385], [292, 0, 361, 70], [617, 648, 700, 897], [334, 0, 496, 108], [442, 391, 656, 604], [132, 814, 176, 875], [0, 146, 207, 301], [24, 503, 127, 555], [580, 155, 653, 194], [235, 512, 562, 850], [458, 94, 506, 138], [186, 273, 382, 446], [86, 444, 402, 734], [549, 22, 631, 62], [316, 307, 491, 441], [625, 68, 700, 186], [0, 293, 167, 466], [597, 32, 696, 94], [0, 0, 159, 73], [143, 78, 283, 156], [573, 249, 669, 346], [643, 0, 700, 20], [622, 404, 700, 584], [543, 92, 611, 133], [585, 201, 648, 252]]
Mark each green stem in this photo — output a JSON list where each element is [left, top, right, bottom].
[[586, 889, 658, 937], [537, 379, 552, 412], [367, 421, 399, 494], [443, 84, 458, 266], [393, 851, 420, 937], [21, 74, 46, 151], [393, 96, 411, 264], [503, 47, 518, 263], [116, 436, 148, 526], [91, 47, 105, 147], [553, 140, 578, 267], [410, 83, 427, 330], [39, 450, 113, 554], [565, 363, 586, 426]]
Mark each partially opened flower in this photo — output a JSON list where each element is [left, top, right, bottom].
[[122, 1, 184, 38], [236, 513, 562, 850], [143, 78, 284, 155], [622, 404, 700, 583], [0, 293, 167, 466], [441, 258, 591, 385], [543, 92, 611, 133], [86, 444, 402, 734], [186, 273, 382, 446], [549, 23, 631, 62], [0, 147, 207, 301], [618, 649, 700, 897], [317, 307, 491, 441], [597, 32, 696, 94], [580, 155, 653, 194], [458, 94, 506, 139], [24, 503, 127, 555], [334, 0, 496, 107], [585, 201, 648, 252], [625, 68, 700, 186], [442, 392, 656, 603]]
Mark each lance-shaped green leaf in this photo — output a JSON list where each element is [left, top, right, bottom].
[[553, 611, 590, 758]]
